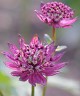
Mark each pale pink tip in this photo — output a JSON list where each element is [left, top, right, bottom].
[[40, 1, 44, 7], [59, 18, 77, 28], [35, 10, 45, 22]]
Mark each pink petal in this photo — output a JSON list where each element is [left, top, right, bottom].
[[36, 72, 46, 85], [18, 34, 26, 50], [40, 1, 44, 8], [48, 42, 55, 52], [19, 72, 29, 81], [35, 10, 46, 22], [29, 74, 36, 86], [33, 73, 42, 84], [8, 43, 18, 53], [43, 70, 59, 76], [35, 10, 52, 24], [11, 71, 21, 76], [3, 52, 14, 60], [42, 67, 56, 76], [46, 17, 52, 23], [52, 23, 61, 28], [29, 73, 46, 86], [53, 62, 68, 70], [59, 18, 77, 28], [52, 52, 65, 62], [30, 34, 40, 46], [43, 62, 67, 76], [5, 62, 20, 70], [45, 42, 56, 61]]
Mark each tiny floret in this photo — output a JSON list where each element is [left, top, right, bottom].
[[35, 1, 77, 28], [3, 34, 66, 86]]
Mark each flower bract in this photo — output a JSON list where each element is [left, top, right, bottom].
[[35, 1, 77, 28], [3, 34, 67, 86]]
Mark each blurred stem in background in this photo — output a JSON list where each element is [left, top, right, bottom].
[[42, 77, 48, 96], [0, 91, 3, 96], [52, 27, 56, 42], [42, 28, 56, 96], [31, 86, 35, 96]]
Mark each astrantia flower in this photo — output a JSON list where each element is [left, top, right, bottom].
[[35, 1, 77, 28], [3, 34, 66, 86]]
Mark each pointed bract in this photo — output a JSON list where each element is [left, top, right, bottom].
[[40, 1, 44, 8], [59, 18, 77, 27]]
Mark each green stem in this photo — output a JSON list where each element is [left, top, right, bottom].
[[42, 27, 56, 96], [31, 86, 35, 96], [42, 77, 48, 96], [52, 27, 56, 42]]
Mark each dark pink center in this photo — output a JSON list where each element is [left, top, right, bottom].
[[41, 2, 74, 22]]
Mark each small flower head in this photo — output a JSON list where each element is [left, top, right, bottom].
[[35, 1, 77, 28], [3, 34, 66, 86]]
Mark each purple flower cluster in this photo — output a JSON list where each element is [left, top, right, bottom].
[[35, 1, 77, 28], [3, 35, 66, 86]]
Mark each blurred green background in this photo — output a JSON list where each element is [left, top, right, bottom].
[[0, 0, 80, 96]]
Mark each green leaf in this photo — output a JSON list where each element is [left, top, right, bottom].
[[0, 72, 11, 85]]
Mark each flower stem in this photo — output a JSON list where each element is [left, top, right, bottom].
[[42, 77, 47, 96], [42, 27, 56, 96], [31, 86, 35, 96], [52, 27, 56, 42]]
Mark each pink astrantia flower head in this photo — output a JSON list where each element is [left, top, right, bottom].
[[35, 1, 77, 28], [3, 34, 67, 86]]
